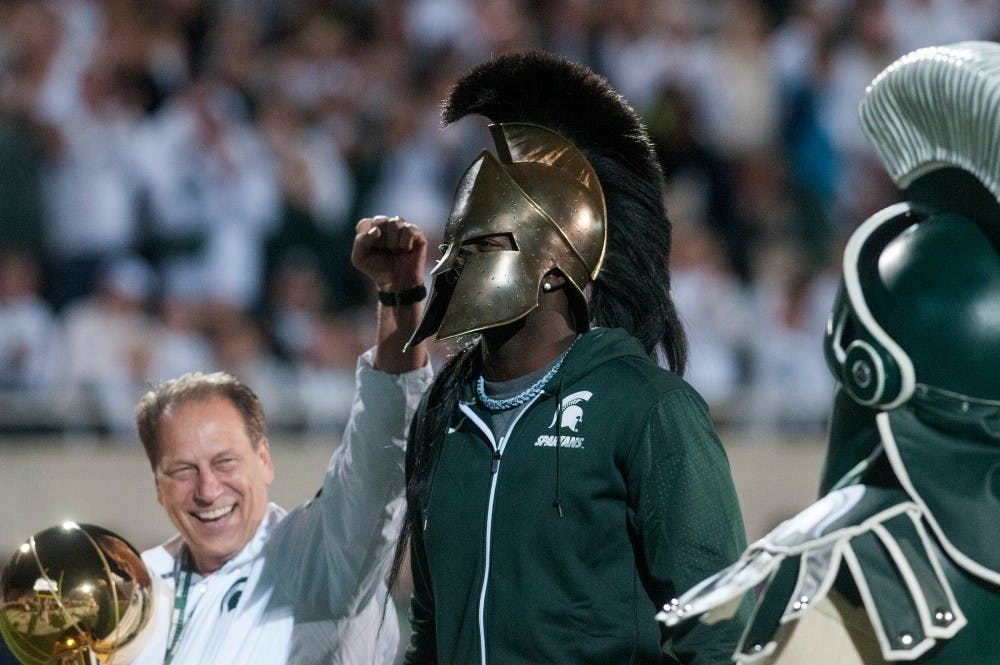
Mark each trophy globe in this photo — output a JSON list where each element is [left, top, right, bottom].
[[1, 522, 155, 665]]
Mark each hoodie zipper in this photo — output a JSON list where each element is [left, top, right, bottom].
[[458, 391, 544, 665]]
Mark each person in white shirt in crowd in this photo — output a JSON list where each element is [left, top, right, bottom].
[[39, 51, 148, 308], [147, 289, 216, 390], [670, 222, 749, 419], [134, 77, 281, 310], [295, 311, 370, 436], [0, 249, 63, 433], [130, 216, 432, 665], [60, 254, 159, 436], [744, 241, 837, 435], [205, 305, 298, 430], [0, 249, 62, 394]]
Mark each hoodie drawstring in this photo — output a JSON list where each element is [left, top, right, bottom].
[[552, 373, 565, 518]]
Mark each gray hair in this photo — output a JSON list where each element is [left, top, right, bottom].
[[135, 371, 266, 469]]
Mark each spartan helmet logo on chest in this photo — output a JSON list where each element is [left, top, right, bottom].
[[549, 391, 594, 432]]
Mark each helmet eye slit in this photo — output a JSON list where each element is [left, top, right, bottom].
[[460, 233, 518, 253]]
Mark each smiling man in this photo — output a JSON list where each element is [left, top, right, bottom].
[[130, 216, 432, 665], [153, 390, 273, 576]]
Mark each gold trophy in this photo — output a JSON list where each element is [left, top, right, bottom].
[[1, 523, 155, 664]]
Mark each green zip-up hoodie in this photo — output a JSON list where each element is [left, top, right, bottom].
[[405, 327, 751, 664]]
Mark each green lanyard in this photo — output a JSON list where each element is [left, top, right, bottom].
[[164, 558, 193, 665]]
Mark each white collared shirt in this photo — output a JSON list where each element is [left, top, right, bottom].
[[133, 350, 432, 665]]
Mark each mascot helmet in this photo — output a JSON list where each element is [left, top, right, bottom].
[[824, 42, 1000, 410]]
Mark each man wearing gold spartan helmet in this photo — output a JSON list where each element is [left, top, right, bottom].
[[389, 51, 751, 664]]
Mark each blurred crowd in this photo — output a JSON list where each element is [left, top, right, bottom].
[[0, 0, 997, 441]]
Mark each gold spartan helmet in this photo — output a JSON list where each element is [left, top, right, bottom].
[[407, 122, 607, 349]]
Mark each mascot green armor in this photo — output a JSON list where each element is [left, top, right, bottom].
[[657, 40, 1000, 664]]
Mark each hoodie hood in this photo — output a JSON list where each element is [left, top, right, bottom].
[[553, 327, 651, 385]]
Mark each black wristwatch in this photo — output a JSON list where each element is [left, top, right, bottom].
[[377, 283, 427, 306]]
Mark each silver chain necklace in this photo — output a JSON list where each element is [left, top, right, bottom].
[[475, 338, 577, 411]]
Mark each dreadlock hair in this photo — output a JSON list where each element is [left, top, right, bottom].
[[387, 50, 687, 594], [386, 339, 481, 594]]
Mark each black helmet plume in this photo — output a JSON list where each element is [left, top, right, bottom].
[[442, 50, 687, 371]]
